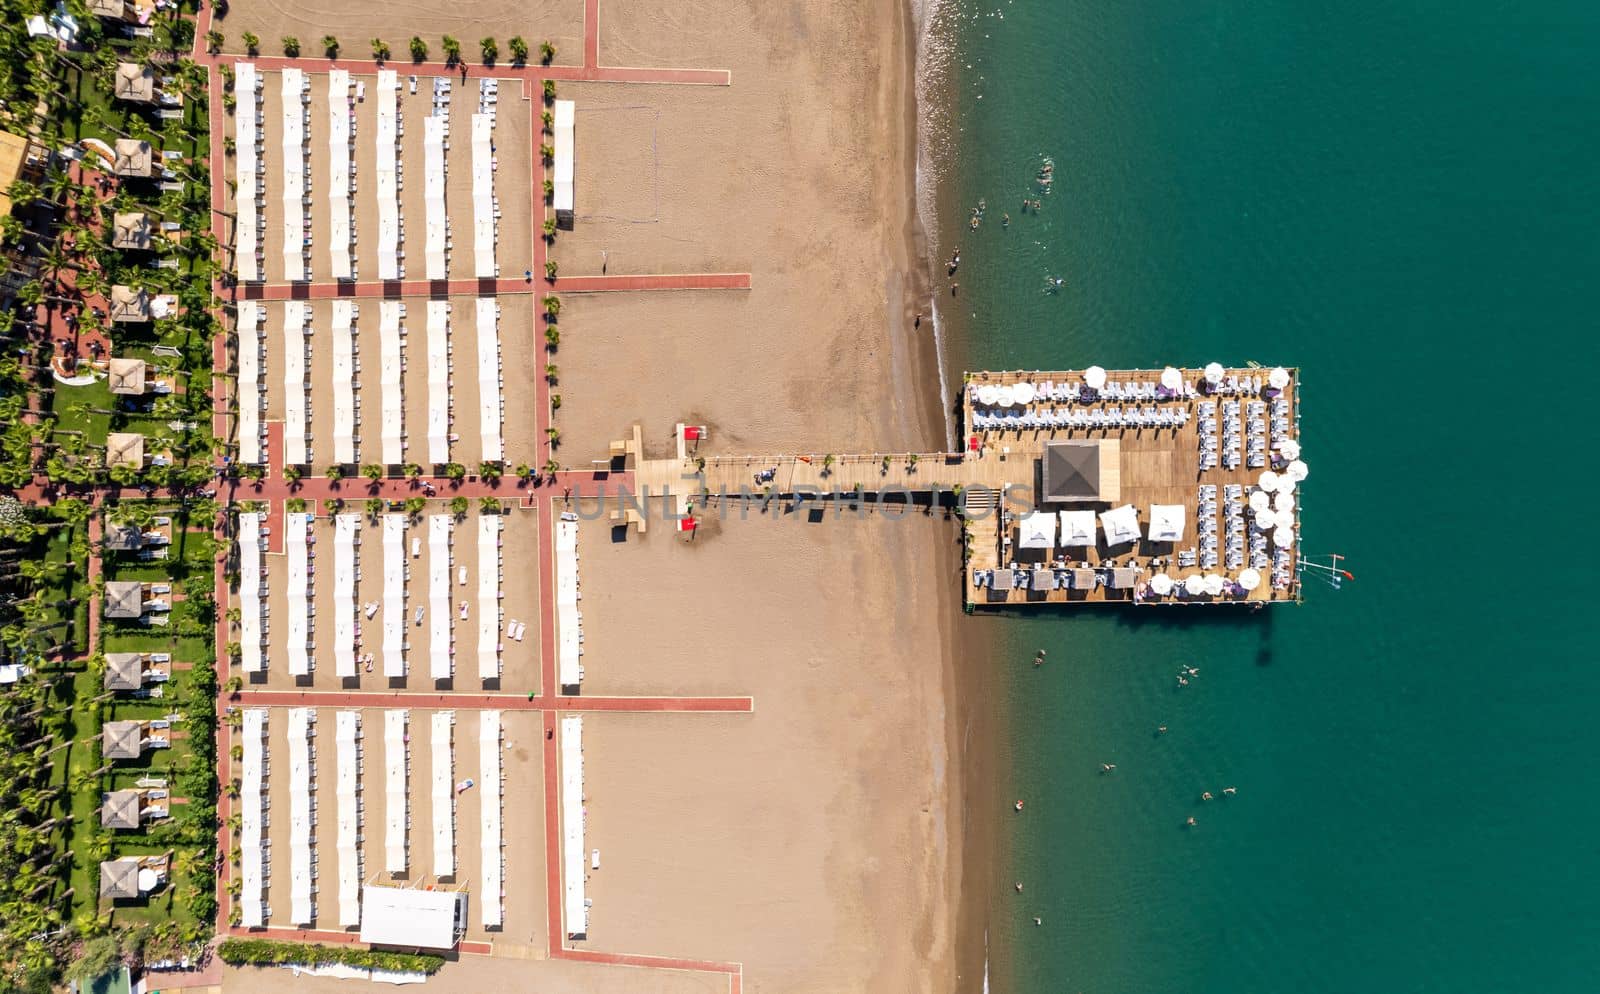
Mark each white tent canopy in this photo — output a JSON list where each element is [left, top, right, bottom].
[[237, 301, 262, 463], [335, 710, 361, 927], [552, 99, 575, 214], [235, 63, 260, 282], [359, 885, 459, 950], [287, 707, 314, 924], [1017, 511, 1056, 549], [328, 70, 353, 279], [383, 710, 408, 873], [429, 515, 452, 680], [426, 301, 450, 464], [1099, 503, 1141, 546], [424, 115, 448, 280], [382, 514, 406, 677], [239, 708, 267, 926], [282, 302, 308, 466], [1084, 365, 1107, 389], [555, 516, 581, 687], [331, 300, 355, 463], [1058, 510, 1097, 547], [285, 512, 311, 677], [479, 711, 504, 927], [471, 113, 496, 278], [1148, 573, 1174, 595], [561, 715, 588, 937], [238, 512, 264, 673], [375, 70, 400, 280], [280, 68, 306, 281], [431, 712, 454, 877], [379, 301, 403, 464], [333, 514, 358, 678], [477, 298, 502, 461], [1148, 504, 1186, 543], [479, 516, 501, 680]]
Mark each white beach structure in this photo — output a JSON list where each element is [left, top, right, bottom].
[[1018, 511, 1056, 550], [478, 515, 501, 680], [429, 515, 452, 680], [426, 301, 450, 464], [335, 710, 361, 926], [329, 69, 354, 279], [552, 99, 575, 225], [334, 513, 359, 677], [287, 707, 314, 924], [332, 300, 356, 463], [425, 114, 448, 279], [359, 885, 460, 949], [282, 301, 308, 466], [239, 707, 267, 926], [285, 512, 311, 676], [379, 300, 403, 464], [1099, 503, 1142, 546], [1148, 504, 1187, 543], [375, 69, 400, 280], [237, 301, 262, 463], [238, 511, 264, 673], [383, 709, 408, 873], [1058, 509, 1097, 547], [281, 68, 307, 281], [480, 711, 503, 927], [235, 63, 260, 282], [471, 113, 495, 277], [382, 514, 406, 677], [555, 515, 581, 688], [431, 711, 454, 877], [477, 297, 502, 461], [561, 715, 588, 938]]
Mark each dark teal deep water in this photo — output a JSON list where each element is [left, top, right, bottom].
[[935, 2, 1598, 991]]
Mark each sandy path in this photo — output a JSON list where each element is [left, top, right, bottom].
[[493, 508, 542, 693]]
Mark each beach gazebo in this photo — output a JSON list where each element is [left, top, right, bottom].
[[99, 859, 140, 900], [107, 358, 147, 395], [1040, 439, 1120, 505], [109, 285, 151, 323], [112, 212, 152, 250], [103, 651, 147, 690], [1098, 504, 1141, 547], [1148, 504, 1186, 543], [105, 432, 145, 470], [113, 62, 155, 103], [101, 720, 144, 759], [112, 139, 153, 178], [104, 580, 144, 619], [101, 789, 142, 829], [1017, 511, 1056, 550]]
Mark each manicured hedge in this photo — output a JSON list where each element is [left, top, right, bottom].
[[217, 938, 444, 974]]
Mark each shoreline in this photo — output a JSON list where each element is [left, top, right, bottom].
[[904, 2, 997, 992]]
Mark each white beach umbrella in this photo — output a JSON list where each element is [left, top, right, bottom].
[[1084, 365, 1107, 390], [1286, 459, 1309, 482], [1277, 438, 1301, 460], [1017, 511, 1056, 550], [1272, 474, 1296, 495], [1160, 366, 1182, 391], [1204, 362, 1225, 384], [1273, 492, 1295, 514], [1237, 567, 1262, 591], [995, 385, 1016, 407], [1258, 470, 1280, 493], [1204, 574, 1226, 596], [1149, 573, 1174, 596], [976, 385, 1000, 406], [1269, 366, 1290, 389], [1183, 574, 1207, 596], [1012, 381, 1036, 404], [1274, 508, 1296, 531], [1272, 526, 1295, 548], [1248, 490, 1272, 514]]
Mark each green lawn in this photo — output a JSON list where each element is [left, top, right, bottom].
[[41, 526, 91, 655]]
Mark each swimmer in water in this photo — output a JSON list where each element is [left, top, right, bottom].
[[1033, 916, 1043, 926], [1202, 791, 1213, 801], [1186, 816, 1197, 827], [1101, 763, 1116, 773], [1002, 212, 1010, 227], [1015, 882, 1024, 893], [1223, 786, 1237, 796], [1157, 725, 1168, 735]]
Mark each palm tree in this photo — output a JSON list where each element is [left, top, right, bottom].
[[282, 36, 301, 57], [206, 30, 223, 54], [481, 37, 498, 64], [241, 32, 260, 55], [441, 35, 461, 65], [444, 463, 466, 481], [371, 39, 391, 62], [409, 36, 428, 62], [508, 36, 529, 65], [479, 497, 501, 514], [364, 498, 384, 520], [448, 496, 468, 518], [322, 35, 340, 57], [539, 40, 557, 64], [362, 463, 384, 482]]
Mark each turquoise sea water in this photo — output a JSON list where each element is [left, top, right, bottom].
[[935, 2, 1597, 991]]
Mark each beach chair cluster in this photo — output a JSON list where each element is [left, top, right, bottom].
[[971, 405, 1193, 432], [1223, 484, 1247, 571], [1196, 484, 1220, 568], [1197, 401, 1219, 470]]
